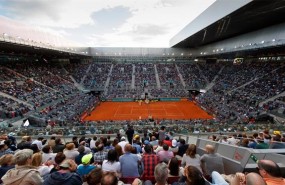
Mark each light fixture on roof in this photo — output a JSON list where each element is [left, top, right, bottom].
[[181, 53, 183, 56], [272, 39, 276, 42], [261, 40, 265, 44]]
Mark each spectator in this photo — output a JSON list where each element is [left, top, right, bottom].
[[0, 140, 14, 157], [1, 149, 43, 185], [53, 138, 65, 153], [141, 144, 159, 178], [63, 143, 79, 160], [257, 159, 285, 185], [168, 157, 183, 177], [42, 145, 56, 164], [102, 149, 121, 177], [200, 145, 224, 179], [169, 139, 179, 153], [50, 152, 66, 173], [126, 125, 134, 144], [181, 166, 207, 185], [0, 154, 15, 184], [31, 152, 53, 177], [83, 168, 103, 185], [101, 172, 118, 185], [44, 159, 82, 185], [177, 139, 188, 159], [158, 126, 166, 141], [154, 162, 169, 185], [119, 144, 140, 177], [72, 136, 79, 148], [77, 153, 96, 177], [75, 145, 86, 165], [93, 144, 107, 164], [32, 137, 44, 151], [90, 136, 97, 150], [157, 144, 174, 163], [118, 137, 128, 153], [115, 145, 123, 158], [181, 144, 201, 172]]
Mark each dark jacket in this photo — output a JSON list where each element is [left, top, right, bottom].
[[43, 171, 82, 185], [52, 144, 65, 153]]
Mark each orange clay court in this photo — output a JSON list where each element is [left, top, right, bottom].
[[82, 101, 213, 121]]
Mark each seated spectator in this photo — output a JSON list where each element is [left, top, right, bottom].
[[63, 143, 79, 160], [181, 144, 201, 172], [200, 145, 224, 179], [182, 166, 208, 185], [83, 168, 103, 185], [168, 157, 183, 177], [157, 144, 174, 163], [32, 137, 44, 151], [154, 140, 164, 153], [0, 140, 14, 157], [257, 159, 285, 185], [44, 159, 82, 185], [118, 137, 128, 153], [17, 136, 31, 150], [132, 140, 142, 154], [47, 136, 56, 148], [42, 145, 56, 164], [154, 162, 169, 185], [53, 138, 65, 153], [93, 144, 107, 164], [31, 152, 53, 177], [119, 144, 140, 177], [163, 136, 172, 147], [169, 139, 179, 153], [75, 145, 86, 165], [1, 149, 43, 185], [115, 144, 123, 158], [101, 172, 118, 185], [177, 139, 188, 159], [255, 137, 269, 149], [141, 144, 159, 178], [77, 153, 96, 177], [50, 152, 66, 173], [0, 154, 15, 184], [102, 149, 121, 177]]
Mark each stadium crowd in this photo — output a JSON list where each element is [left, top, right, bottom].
[[1, 60, 285, 128], [0, 126, 284, 185]]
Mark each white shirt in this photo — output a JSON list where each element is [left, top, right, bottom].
[[64, 149, 79, 160], [90, 139, 96, 149], [102, 160, 121, 173], [42, 153, 56, 164], [118, 141, 128, 153]]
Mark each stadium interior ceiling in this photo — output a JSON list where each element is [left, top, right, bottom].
[[0, 0, 285, 61], [172, 0, 285, 48]]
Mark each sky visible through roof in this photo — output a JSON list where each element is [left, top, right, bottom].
[[0, 0, 215, 47]]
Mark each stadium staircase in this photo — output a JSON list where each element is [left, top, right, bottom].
[[69, 75, 85, 91], [195, 64, 209, 84], [175, 64, 186, 87], [104, 64, 114, 95], [154, 64, 161, 89], [80, 63, 92, 85], [131, 64, 135, 89], [259, 91, 285, 106], [205, 66, 225, 91], [0, 92, 33, 108]]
